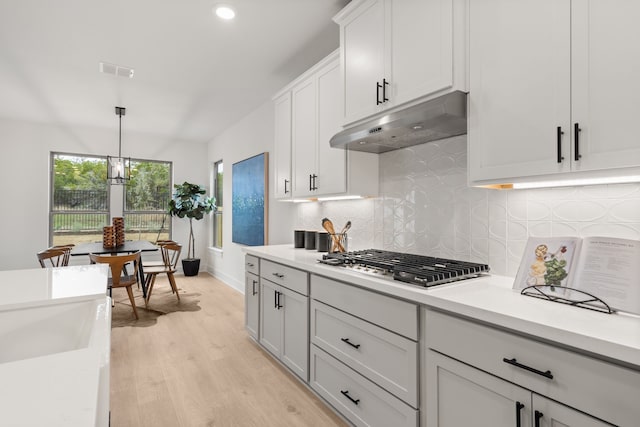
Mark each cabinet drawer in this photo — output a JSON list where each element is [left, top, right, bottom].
[[310, 346, 418, 427], [260, 259, 308, 295], [425, 309, 640, 427], [311, 300, 418, 407], [245, 255, 259, 275], [311, 274, 418, 340]]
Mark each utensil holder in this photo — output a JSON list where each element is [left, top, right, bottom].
[[328, 233, 347, 253], [304, 230, 317, 250]]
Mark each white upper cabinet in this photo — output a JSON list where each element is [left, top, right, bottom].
[[273, 92, 292, 199], [334, 0, 462, 126], [469, 0, 640, 186], [571, 1, 640, 173], [276, 50, 379, 200]]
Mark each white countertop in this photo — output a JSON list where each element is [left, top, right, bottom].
[[245, 245, 640, 369], [0, 264, 109, 310], [0, 266, 110, 426]]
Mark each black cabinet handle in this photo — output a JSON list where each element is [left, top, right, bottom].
[[382, 78, 389, 102], [340, 390, 360, 406], [574, 123, 582, 161], [309, 174, 313, 191], [340, 338, 361, 349], [311, 174, 318, 191], [272, 272, 285, 279], [534, 410, 544, 427], [274, 290, 278, 309], [252, 279, 257, 296], [376, 81, 381, 105], [284, 179, 289, 194], [503, 358, 553, 379], [276, 291, 283, 309], [556, 126, 564, 163], [516, 401, 525, 427]]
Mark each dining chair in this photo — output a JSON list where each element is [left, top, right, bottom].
[[90, 251, 142, 319], [143, 240, 176, 268], [144, 242, 182, 306], [49, 244, 75, 266], [37, 248, 68, 268]]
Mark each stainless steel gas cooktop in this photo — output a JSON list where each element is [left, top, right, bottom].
[[320, 249, 490, 288]]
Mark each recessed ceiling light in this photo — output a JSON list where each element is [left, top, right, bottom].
[[214, 4, 236, 20]]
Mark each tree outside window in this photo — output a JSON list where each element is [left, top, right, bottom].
[[50, 153, 109, 245]]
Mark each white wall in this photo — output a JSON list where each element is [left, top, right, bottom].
[[207, 101, 295, 292], [0, 117, 209, 271]]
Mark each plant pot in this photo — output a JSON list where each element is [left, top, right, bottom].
[[182, 258, 201, 276]]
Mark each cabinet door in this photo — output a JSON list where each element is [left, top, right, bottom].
[[390, 0, 453, 107], [571, 1, 640, 173], [259, 280, 281, 357], [316, 60, 346, 196], [468, 0, 571, 184], [425, 350, 532, 427], [244, 272, 260, 340], [532, 394, 612, 427], [341, 0, 386, 124], [280, 287, 309, 381], [291, 78, 317, 197], [273, 93, 292, 199]]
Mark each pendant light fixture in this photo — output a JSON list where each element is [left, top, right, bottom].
[[107, 106, 131, 185]]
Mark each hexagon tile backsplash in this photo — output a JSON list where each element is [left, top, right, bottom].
[[296, 135, 640, 277]]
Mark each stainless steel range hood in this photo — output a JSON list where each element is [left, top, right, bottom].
[[330, 90, 467, 154]]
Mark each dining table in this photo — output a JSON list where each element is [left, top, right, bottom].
[[70, 240, 159, 298]]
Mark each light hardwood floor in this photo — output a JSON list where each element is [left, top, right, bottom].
[[110, 273, 347, 427]]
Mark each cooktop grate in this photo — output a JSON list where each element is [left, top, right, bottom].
[[320, 249, 490, 287]]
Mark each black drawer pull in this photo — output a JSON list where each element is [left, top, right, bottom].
[[382, 78, 389, 102], [534, 410, 544, 427], [276, 291, 283, 310], [284, 179, 289, 194], [556, 126, 564, 163], [574, 123, 582, 161], [376, 81, 382, 105], [340, 338, 361, 349], [246, 262, 254, 267], [340, 390, 360, 406], [503, 358, 553, 379], [516, 401, 525, 427], [272, 272, 285, 279], [251, 279, 257, 296]]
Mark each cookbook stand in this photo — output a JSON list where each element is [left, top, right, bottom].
[[520, 285, 613, 314]]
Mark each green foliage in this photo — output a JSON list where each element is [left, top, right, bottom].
[[168, 182, 216, 259], [168, 182, 216, 220], [53, 155, 107, 192]]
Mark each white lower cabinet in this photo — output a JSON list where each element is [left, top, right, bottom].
[[310, 346, 418, 427], [426, 350, 611, 427], [310, 274, 419, 426], [259, 277, 309, 382], [244, 271, 259, 340], [423, 308, 635, 426], [244, 255, 260, 340]]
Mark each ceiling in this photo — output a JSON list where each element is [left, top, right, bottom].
[[0, 0, 350, 143]]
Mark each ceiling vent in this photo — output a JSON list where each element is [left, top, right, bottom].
[[99, 62, 135, 78]]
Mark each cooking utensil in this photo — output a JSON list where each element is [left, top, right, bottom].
[[321, 218, 345, 252], [340, 220, 351, 235]]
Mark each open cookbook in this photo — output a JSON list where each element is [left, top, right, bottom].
[[513, 236, 640, 314]]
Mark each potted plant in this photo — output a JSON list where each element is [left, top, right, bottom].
[[168, 181, 216, 276]]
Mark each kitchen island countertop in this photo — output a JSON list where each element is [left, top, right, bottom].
[[245, 245, 640, 369]]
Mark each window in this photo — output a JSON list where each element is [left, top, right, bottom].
[[212, 160, 223, 248], [124, 159, 172, 242], [50, 153, 109, 246]]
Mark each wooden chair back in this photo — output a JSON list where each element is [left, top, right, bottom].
[[89, 251, 140, 288], [49, 244, 75, 266], [161, 242, 182, 270], [37, 248, 68, 268]]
